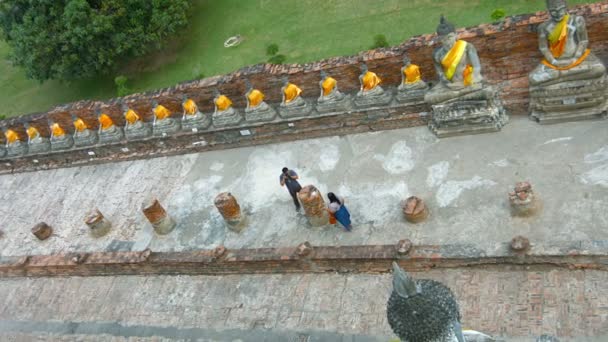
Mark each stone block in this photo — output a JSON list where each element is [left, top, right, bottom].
[[31, 222, 53, 240], [85, 209, 112, 238]]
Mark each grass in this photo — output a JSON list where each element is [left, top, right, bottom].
[[0, 0, 600, 118]]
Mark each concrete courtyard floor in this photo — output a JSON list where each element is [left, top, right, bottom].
[[1, 116, 608, 256]]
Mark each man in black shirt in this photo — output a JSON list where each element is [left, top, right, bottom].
[[279, 167, 302, 211]]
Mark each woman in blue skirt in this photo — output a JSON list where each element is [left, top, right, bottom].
[[327, 192, 352, 231]]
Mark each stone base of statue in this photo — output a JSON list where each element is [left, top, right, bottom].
[[28, 137, 51, 154], [396, 82, 429, 105], [6, 141, 28, 157], [182, 112, 211, 131], [245, 102, 277, 122], [316, 93, 353, 113], [279, 97, 313, 119], [530, 76, 608, 124], [354, 86, 393, 108], [427, 85, 508, 138], [0, 146, 6, 158], [50, 135, 74, 151], [125, 121, 152, 141], [213, 107, 244, 127], [99, 126, 124, 144], [73, 129, 99, 147], [153, 118, 181, 137]]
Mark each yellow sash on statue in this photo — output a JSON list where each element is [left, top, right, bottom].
[[26, 126, 39, 140], [548, 15, 569, 58], [441, 40, 468, 81], [247, 90, 264, 107], [284, 83, 302, 103], [51, 123, 65, 137], [5, 129, 19, 144], [74, 118, 87, 132], [362, 71, 381, 91], [322, 77, 337, 96], [404, 64, 421, 84], [99, 114, 114, 130], [154, 105, 171, 120], [125, 109, 141, 124], [216, 95, 233, 111], [183, 99, 198, 115]]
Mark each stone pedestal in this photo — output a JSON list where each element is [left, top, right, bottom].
[[427, 86, 508, 138], [51, 135, 75, 151], [182, 112, 211, 131], [245, 102, 277, 123], [396, 83, 428, 105], [509, 181, 539, 217], [28, 137, 51, 154], [0, 146, 6, 158], [142, 198, 176, 235], [153, 118, 181, 137], [6, 141, 28, 157], [530, 76, 608, 124], [279, 97, 313, 119], [213, 107, 244, 127], [32, 222, 53, 240], [316, 94, 353, 113], [85, 209, 112, 238], [125, 121, 152, 141], [402, 196, 429, 223], [354, 87, 393, 108], [74, 129, 99, 147], [297, 185, 329, 227], [214, 192, 246, 232], [99, 126, 124, 144]]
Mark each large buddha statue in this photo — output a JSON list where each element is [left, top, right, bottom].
[[316, 70, 352, 113], [181, 95, 210, 131], [2, 127, 27, 156], [212, 89, 243, 127], [122, 104, 152, 140], [425, 16, 507, 137], [96, 109, 124, 144], [279, 76, 312, 118], [528, 0, 607, 123], [396, 55, 429, 104], [48, 119, 74, 151], [24, 122, 50, 154], [244, 80, 276, 123], [354, 64, 392, 108], [71, 113, 98, 147], [152, 100, 181, 136]]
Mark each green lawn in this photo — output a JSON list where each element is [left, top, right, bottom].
[[0, 0, 599, 118]]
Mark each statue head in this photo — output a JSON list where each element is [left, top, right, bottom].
[[392, 262, 420, 298], [70, 113, 78, 122], [181, 94, 188, 102], [47, 118, 55, 127], [403, 55, 412, 66], [360, 63, 368, 74], [320, 70, 328, 80], [213, 89, 221, 97], [244, 79, 253, 91], [23, 122, 30, 129], [151, 100, 159, 108], [281, 76, 290, 86], [95, 108, 102, 118], [120, 102, 129, 113], [547, 0, 568, 22], [437, 15, 457, 49]]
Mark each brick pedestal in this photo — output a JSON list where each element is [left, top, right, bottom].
[[85, 209, 112, 238], [297, 185, 329, 227], [214, 192, 246, 232], [142, 199, 176, 235]]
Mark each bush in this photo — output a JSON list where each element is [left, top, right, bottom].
[[0, 114, 6, 120], [0, 0, 191, 81], [372, 34, 389, 49], [114, 75, 130, 97], [491, 8, 507, 21], [266, 43, 279, 56], [268, 54, 286, 65]]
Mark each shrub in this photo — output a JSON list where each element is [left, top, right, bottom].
[[114, 75, 130, 97], [266, 43, 279, 56], [491, 8, 507, 21], [0, 114, 6, 120], [372, 34, 389, 49], [268, 54, 286, 65]]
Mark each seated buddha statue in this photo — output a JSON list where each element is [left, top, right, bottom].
[[396, 55, 429, 104], [71, 113, 98, 147], [316, 70, 351, 113], [354, 64, 392, 108], [528, 0, 607, 123], [24, 122, 50, 154], [181, 95, 210, 131], [152, 100, 181, 136], [425, 16, 507, 137], [122, 104, 152, 140], [2, 127, 27, 156], [279, 76, 312, 118], [212, 89, 243, 127], [244, 80, 276, 123], [48, 119, 74, 150], [96, 109, 124, 144]]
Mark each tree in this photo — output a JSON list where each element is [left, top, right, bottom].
[[0, 0, 191, 81]]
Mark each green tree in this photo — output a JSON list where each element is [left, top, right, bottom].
[[0, 0, 191, 82]]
